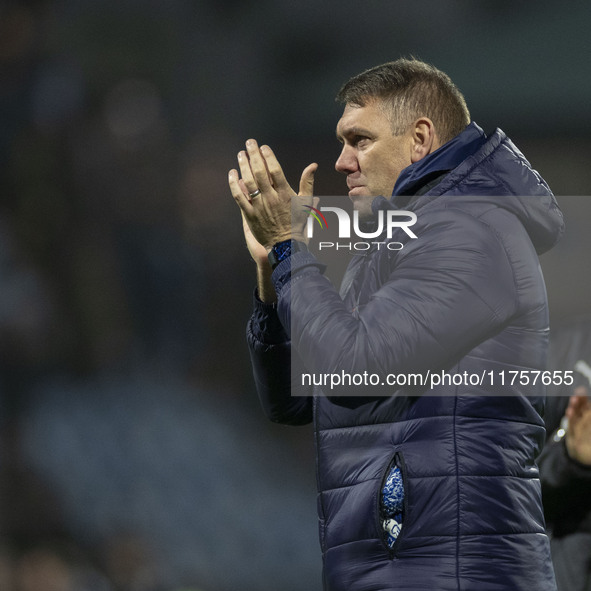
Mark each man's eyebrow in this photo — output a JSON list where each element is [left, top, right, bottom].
[[336, 126, 373, 142]]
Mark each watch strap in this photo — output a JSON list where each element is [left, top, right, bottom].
[[268, 240, 307, 270]]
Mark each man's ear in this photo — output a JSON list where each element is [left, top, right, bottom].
[[410, 118, 439, 163]]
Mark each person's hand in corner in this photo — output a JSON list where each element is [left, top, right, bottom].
[[565, 386, 591, 466]]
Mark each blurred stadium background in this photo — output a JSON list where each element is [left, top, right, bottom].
[[0, 1, 590, 589]]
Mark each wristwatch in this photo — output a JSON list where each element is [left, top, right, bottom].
[[268, 240, 307, 270]]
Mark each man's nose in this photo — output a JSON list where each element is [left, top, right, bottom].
[[335, 146, 358, 175]]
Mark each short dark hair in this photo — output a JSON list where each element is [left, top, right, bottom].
[[336, 58, 470, 144]]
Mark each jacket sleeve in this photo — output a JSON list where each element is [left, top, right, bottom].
[[538, 437, 591, 526], [271, 209, 520, 394], [246, 291, 313, 425]]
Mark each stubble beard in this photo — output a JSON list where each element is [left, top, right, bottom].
[[351, 194, 377, 222]]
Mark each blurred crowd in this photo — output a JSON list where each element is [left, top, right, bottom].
[[0, 1, 320, 589]]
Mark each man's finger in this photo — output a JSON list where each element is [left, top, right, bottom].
[[245, 140, 274, 193], [299, 162, 318, 196], [237, 151, 261, 197], [238, 179, 262, 206], [259, 144, 291, 192], [228, 169, 253, 213]]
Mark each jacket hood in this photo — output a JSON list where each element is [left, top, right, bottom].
[[373, 122, 565, 255], [391, 122, 489, 197]]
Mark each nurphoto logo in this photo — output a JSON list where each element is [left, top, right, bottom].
[[305, 205, 418, 251]]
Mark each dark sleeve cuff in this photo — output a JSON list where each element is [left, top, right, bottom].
[[563, 439, 591, 477], [271, 251, 326, 297], [249, 288, 289, 345]]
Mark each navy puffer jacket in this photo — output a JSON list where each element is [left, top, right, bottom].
[[247, 123, 564, 591]]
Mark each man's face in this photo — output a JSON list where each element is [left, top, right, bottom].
[[335, 100, 414, 219]]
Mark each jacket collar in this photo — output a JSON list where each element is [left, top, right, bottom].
[[391, 122, 488, 200]]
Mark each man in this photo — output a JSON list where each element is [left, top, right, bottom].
[[228, 58, 563, 590], [538, 315, 591, 591]]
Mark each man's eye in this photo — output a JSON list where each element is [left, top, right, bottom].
[[354, 136, 369, 147]]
